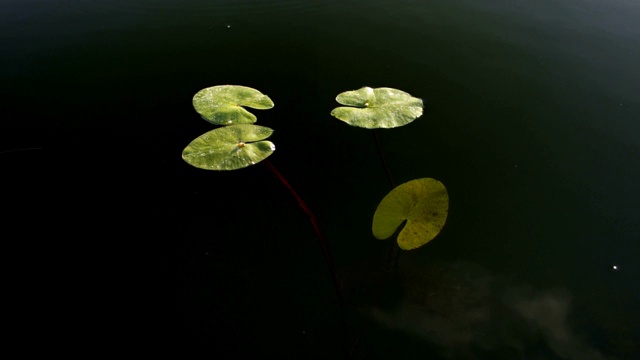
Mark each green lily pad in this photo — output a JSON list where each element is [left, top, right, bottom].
[[182, 124, 275, 170], [330, 87, 423, 129], [193, 85, 275, 125], [372, 178, 448, 250]]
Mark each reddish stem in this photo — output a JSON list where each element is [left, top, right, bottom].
[[263, 160, 343, 299], [263, 159, 348, 353]]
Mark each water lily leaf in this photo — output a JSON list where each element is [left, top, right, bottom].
[[372, 178, 448, 250], [182, 124, 275, 170], [193, 85, 275, 125], [331, 87, 423, 129]]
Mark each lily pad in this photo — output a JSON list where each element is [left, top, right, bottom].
[[331, 87, 423, 129], [193, 85, 275, 125], [372, 178, 448, 250], [182, 124, 275, 170]]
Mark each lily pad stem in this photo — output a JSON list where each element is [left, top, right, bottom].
[[263, 159, 349, 351], [371, 130, 400, 272], [372, 130, 395, 189]]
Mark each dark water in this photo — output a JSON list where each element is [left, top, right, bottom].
[[2, 0, 639, 358]]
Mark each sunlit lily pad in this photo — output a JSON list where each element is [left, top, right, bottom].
[[193, 85, 275, 125], [331, 87, 423, 129], [182, 124, 275, 170], [372, 178, 448, 250]]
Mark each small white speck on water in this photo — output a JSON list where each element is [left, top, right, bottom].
[[612, 265, 619, 270], [227, 25, 231, 28]]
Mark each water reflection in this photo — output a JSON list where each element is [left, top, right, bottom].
[[348, 259, 636, 359]]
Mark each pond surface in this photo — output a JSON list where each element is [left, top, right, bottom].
[[2, 0, 639, 358]]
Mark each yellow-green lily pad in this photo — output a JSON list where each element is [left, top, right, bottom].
[[193, 85, 275, 125], [331, 87, 423, 129], [372, 178, 448, 250], [182, 124, 275, 170]]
